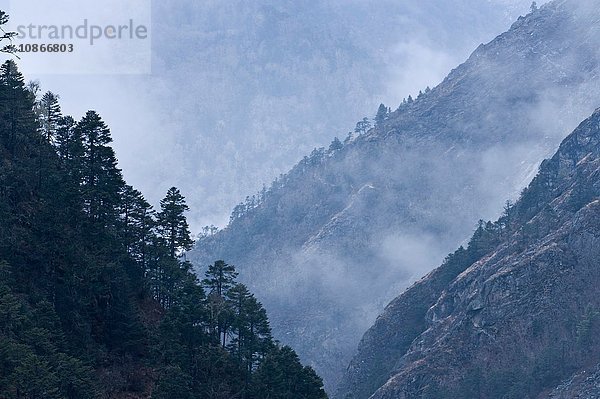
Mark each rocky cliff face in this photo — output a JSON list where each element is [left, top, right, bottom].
[[191, 0, 600, 390], [340, 109, 600, 398], [546, 363, 600, 398]]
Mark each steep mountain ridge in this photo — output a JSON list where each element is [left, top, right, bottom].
[[191, 0, 600, 389], [342, 108, 600, 398]]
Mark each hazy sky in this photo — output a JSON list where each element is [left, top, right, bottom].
[[3, 0, 543, 231]]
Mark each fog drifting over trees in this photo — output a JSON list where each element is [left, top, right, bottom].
[[15, 0, 541, 230]]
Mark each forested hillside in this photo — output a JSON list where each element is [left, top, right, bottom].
[[0, 40, 326, 399], [144, 0, 536, 226]]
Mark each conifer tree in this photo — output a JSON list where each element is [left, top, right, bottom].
[[0, 60, 38, 156], [354, 117, 372, 135], [119, 185, 155, 263], [150, 187, 195, 308], [203, 260, 239, 346], [32, 91, 63, 189], [251, 345, 328, 399], [530, 1, 538, 13], [329, 137, 343, 152], [39, 91, 62, 142], [157, 187, 194, 259], [227, 283, 272, 376], [75, 110, 124, 225], [54, 115, 80, 164], [203, 260, 239, 297], [375, 103, 388, 127]]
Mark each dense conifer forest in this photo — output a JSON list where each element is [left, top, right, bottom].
[[0, 15, 327, 395]]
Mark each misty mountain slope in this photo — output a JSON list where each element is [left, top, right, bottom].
[[359, 108, 600, 399], [337, 106, 600, 398], [333, 237, 496, 399], [143, 0, 538, 227], [190, 0, 600, 391]]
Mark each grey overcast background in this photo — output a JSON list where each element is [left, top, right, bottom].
[[14, 0, 543, 231]]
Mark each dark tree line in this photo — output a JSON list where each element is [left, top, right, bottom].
[[0, 50, 326, 399]]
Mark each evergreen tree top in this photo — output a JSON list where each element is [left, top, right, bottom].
[[1, 60, 25, 88]]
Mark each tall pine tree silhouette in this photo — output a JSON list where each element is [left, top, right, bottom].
[[75, 110, 124, 226], [157, 187, 194, 259], [39, 91, 62, 143]]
